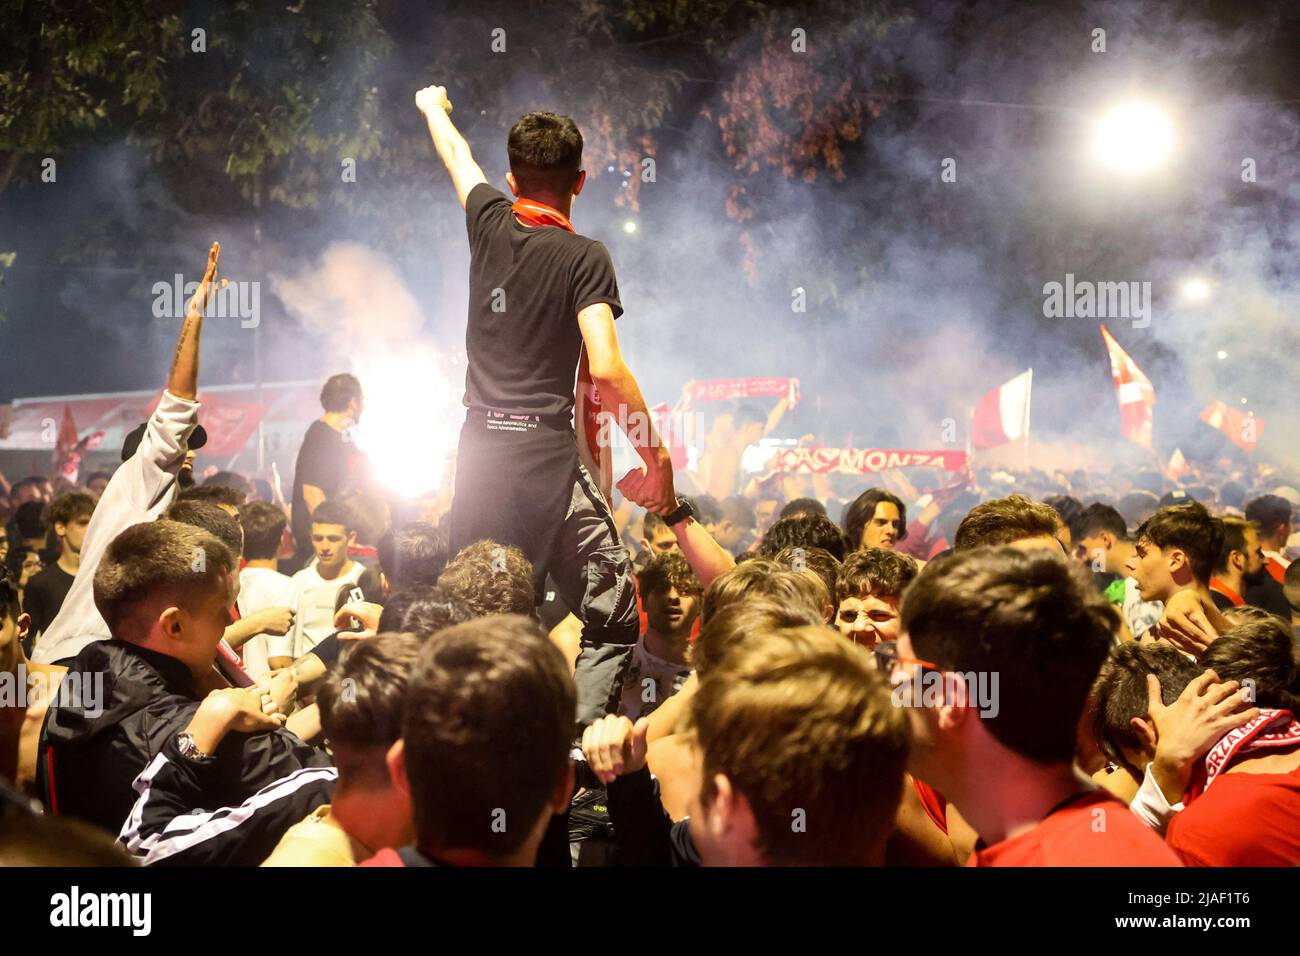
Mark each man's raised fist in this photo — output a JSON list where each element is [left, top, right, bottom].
[[415, 85, 452, 115]]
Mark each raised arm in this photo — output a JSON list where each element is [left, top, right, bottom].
[[415, 85, 488, 209], [168, 241, 220, 401]]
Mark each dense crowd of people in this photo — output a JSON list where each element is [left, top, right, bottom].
[[2, 379, 1297, 866], [2, 92, 1297, 868]]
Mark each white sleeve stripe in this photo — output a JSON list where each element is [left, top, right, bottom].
[[118, 757, 336, 865]]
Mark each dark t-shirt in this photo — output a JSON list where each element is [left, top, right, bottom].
[[463, 183, 622, 419], [22, 563, 74, 641], [291, 420, 352, 546]]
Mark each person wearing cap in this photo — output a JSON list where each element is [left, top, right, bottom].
[[32, 243, 222, 666]]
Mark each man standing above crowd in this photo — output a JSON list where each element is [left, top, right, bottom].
[[290, 373, 366, 571], [416, 83, 675, 725]]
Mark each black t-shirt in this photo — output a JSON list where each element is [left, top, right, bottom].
[[463, 183, 622, 419], [291, 420, 352, 545], [22, 563, 74, 641]]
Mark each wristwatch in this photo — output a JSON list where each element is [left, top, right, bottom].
[[175, 731, 215, 763], [662, 498, 696, 527]]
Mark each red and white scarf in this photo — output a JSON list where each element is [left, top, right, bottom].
[[511, 197, 610, 500], [1188, 708, 1300, 801]]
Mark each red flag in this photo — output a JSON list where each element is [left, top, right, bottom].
[[1100, 325, 1154, 448], [52, 405, 81, 482], [971, 370, 1032, 449], [1199, 400, 1262, 452]]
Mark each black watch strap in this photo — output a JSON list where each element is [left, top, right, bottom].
[[663, 499, 695, 527]]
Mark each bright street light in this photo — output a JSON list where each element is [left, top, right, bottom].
[[1091, 102, 1175, 173]]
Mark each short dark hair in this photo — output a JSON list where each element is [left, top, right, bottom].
[[377, 522, 448, 592], [0, 565, 20, 622], [1218, 481, 1247, 510], [238, 500, 287, 561], [1117, 490, 1160, 529], [837, 547, 919, 604], [759, 514, 849, 562], [778, 497, 827, 520], [400, 588, 477, 637], [320, 373, 362, 413], [94, 520, 234, 640], [1043, 495, 1084, 540], [955, 495, 1062, 551], [310, 499, 354, 532], [1245, 494, 1292, 539], [637, 552, 701, 600], [376, 587, 425, 634], [202, 471, 255, 501], [179, 484, 246, 509], [1199, 617, 1299, 712], [843, 489, 907, 547], [718, 495, 756, 530], [1135, 500, 1223, 586], [318, 633, 423, 754], [436, 540, 534, 617], [901, 547, 1117, 764], [1091, 641, 1201, 778], [49, 491, 95, 528], [13, 501, 47, 539], [735, 404, 765, 427], [642, 511, 669, 539], [402, 615, 574, 859], [692, 494, 722, 525], [165, 499, 243, 559], [1215, 517, 1252, 574], [507, 112, 583, 197], [1076, 502, 1128, 541]]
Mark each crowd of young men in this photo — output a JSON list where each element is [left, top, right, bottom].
[[2, 91, 1298, 868]]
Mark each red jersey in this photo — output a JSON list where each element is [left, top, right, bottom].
[[1166, 764, 1300, 866], [968, 791, 1182, 867]]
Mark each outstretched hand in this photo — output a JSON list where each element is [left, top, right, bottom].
[[186, 242, 222, 320]]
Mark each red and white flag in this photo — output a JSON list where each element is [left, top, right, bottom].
[[1200, 400, 1262, 452], [1100, 325, 1154, 448], [971, 369, 1032, 449]]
